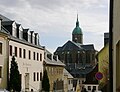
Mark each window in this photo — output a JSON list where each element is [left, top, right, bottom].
[[0, 43, 2, 54], [29, 50, 31, 59], [40, 54, 42, 61], [37, 72, 39, 81], [19, 48, 22, 58], [0, 66, 2, 78], [68, 80, 70, 84], [23, 49, 26, 58], [33, 72, 36, 81], [33, 52, 35, 60], [37, 53, 39, 61], [10, 45, 12, 56], [15, 47, 17, 57], [40, 72, 42, 81], [88, 86, 91, 90], [93, 86, 96, 90]]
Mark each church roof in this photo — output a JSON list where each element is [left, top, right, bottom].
[[55, 40, 95, 52], [72, 14, 82, 35]]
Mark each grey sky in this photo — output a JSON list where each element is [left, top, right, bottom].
[[0, 0, 109, 52]]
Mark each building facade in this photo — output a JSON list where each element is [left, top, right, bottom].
[[112, 0, 120, 91], [44, 50, 65, 92], [54, 15, 97, 78], [0, 18, 9, 89], [63, 68, 74, 92], [97, 43, 109, 91], [0, 14, 44, 91]]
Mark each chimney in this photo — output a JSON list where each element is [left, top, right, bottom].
[[104, 33, 109, 46], [0, 17, 2, 30]]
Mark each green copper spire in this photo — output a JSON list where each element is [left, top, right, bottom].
[[72, 14, 82, 35]]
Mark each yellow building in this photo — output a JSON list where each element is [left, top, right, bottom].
[[0, 18, 9, 89], [97, 44, 109, 88], [44, 50, 65, 92]]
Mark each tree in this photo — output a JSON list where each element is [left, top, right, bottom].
[[9, 56, 21, 92], [42, 69, 50, 92]]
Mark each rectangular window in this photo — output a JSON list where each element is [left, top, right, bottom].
[[37, 72, 39, 81], [0, 43, 2, 54], [15, 47, 17, 57], [40, 54, 42, 61], [33, 72, 36, 81], [33, 52, 35, 60], [23, 49, 26, 58], [19, 48, 22, 58], [10, 45, 12, 56], [37, 53, 39, 61], [88, 86, 91, 90], [29, 50, 31, 59], [0, 66, 2, 78], [68, 80, 70, 84], [93, 86, 96, 90], [40, 72, 42, 81]]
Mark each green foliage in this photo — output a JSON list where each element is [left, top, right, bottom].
[[42, 69, 50, 92], [9, 56, 21, 91]]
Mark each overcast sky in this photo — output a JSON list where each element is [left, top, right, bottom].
[[0, 0, 109, 53]]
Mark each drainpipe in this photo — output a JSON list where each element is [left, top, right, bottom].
[[109, 0, 113, 92]]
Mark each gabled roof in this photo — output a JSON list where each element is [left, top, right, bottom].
[[64, 68, 73, 78], [0, 14, 11, 21], [44, 49, 65, 66], [0, 26, 10, 34], [56, 40, 84, 52], [55, 40, 95, 52], [70, 65, 94, 75], [81, 44, 95, 50], [2, 21, 14, 26], [44, 57, 65, 66]]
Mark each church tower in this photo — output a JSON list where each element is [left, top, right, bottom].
[[72, 14, 83, 44]]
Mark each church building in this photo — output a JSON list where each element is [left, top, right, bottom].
[[54, 15, 97, 78]]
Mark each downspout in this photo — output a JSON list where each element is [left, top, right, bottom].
[[7, 36, 10, 90], [109, 0, 113, 92]]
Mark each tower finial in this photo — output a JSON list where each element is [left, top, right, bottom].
[[77, 14, 78, 22], [76, 14, 79, 27]]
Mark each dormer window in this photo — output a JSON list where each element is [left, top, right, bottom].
[[35, 33, 39, 45], [12, 22, 17, 37], [23, 29, 29, 41], [30, 31, 35, 44], [19, 25, 23, 39], [28, 31, 31, 43]]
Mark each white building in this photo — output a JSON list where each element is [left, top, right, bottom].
[[0, 14, 45, 91]]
